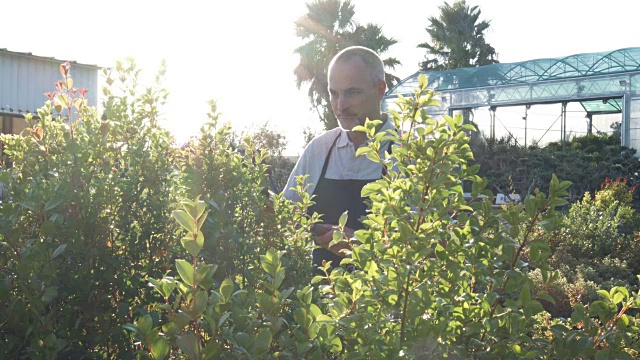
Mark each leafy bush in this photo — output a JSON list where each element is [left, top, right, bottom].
[[240, 122, 296, 193], [534, 178, 640, 314], [472, 133, 640, 203], [129, 75, 640, 358], [175, 105, 308, 289], [0, 60, 178, 358], [2, 65, 639, 359]]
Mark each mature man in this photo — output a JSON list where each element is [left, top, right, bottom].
[[283, 46, 394, 275]]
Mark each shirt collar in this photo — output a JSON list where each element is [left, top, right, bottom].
[[337, 113, 394, 148]]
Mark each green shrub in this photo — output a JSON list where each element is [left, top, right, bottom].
[[2, 64, 639, 359], [0, 60, 178, 358], [175, 104, 309, 289], [472, 134, 640, 203], [531, 177, 640, 318]]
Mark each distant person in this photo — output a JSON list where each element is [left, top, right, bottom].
[[283, 46, 394, 275]]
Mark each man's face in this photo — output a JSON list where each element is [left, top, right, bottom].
[[328, 58, 386, 131]]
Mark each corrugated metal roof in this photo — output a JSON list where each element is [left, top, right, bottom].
[[0, 48, 99, 116]]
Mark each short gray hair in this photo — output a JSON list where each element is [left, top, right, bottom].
[[328, 46, 385, 84]]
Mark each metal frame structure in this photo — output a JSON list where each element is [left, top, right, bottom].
[[383, 47, 640, 151]]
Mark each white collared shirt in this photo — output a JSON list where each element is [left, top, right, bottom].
[[283, 118, 395, 203]]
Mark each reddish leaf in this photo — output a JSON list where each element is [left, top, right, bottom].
[[59, 62, 70, 77]]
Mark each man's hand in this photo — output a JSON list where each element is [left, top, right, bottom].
[[312, 223, 355, 257]]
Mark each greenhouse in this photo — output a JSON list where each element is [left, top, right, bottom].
[[383, 47, 640, 151]]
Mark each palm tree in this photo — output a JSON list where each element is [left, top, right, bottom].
[[294, 0, 401, 130], [418, 0, 498, 71]]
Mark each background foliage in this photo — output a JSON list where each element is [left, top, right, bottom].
[[418, 0, 498, 70], [471, 133, 640, 204], [1, 64, 639, 359]]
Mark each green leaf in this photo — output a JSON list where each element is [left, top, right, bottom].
[[151, 336, 169, 360], [149, 278, 176, 299], [445, 115, 456, 130], [524, 196, 536, 217], [137, 314, 153, 335], [274, 268, 285, 289], [66, 141, 82, 155], [297, 286, 312, 305], [316, 314, 333, 323], [612, 292, 625, 305], [205, 198, 220, 211], [355, 146, 373, 157], [524, 300, 544, 317], [168, 311, 192, 328], [352, 125, 367, 133], [185, 290, 208, 319], [364, 148, 380, 162], [195, 200, 207, 219], [619, 314, 630, 328], [45, 197, 64, 211], [235, 332, 251, 348], [57, 94, 69, 108], [73, 97, 84, 110], [41, 286, 58, 303], [309, 304, 322, 319], [40, 221, 56, 237], [218, 311, 232, 328], [195, 264, 216, 290], [418, 74, 428, 88], [571, 304, 586, 324], [195, 211, 208, 232], [594, 350, 610, 360], [338, 211, 348, 229], [519, 284, 532, 304], [614, 286, 629, 299], [597, 289, 611, 300], [176, 333, 201, 360], [194, 231, 204, 248], [537, 292, 556, 305], [176, 260, 195, 286], [254, 328, 272, 353], [559, 180, 572, 191], [180, 236, 202, 257], [329, 335, 342, 353], [172, 210, 194, 232], [51, 244, 67, 259], [361, 181, 384, 197], [122, 323, 141, 335], [220, 278, 234, 303], [435, 243, 446, 261], [549, 198, 568, 208]]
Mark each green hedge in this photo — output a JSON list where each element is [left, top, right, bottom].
[[1, 66, 639, 359]]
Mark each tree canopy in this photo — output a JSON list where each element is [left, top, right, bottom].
[[418, 0, 498, 71]]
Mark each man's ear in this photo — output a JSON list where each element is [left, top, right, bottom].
[[376, 79, 387, 98]]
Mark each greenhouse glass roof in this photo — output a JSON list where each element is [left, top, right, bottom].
[[388, 47, 640, 96]]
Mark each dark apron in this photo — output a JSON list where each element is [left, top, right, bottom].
[[308, 133, 388, 276]]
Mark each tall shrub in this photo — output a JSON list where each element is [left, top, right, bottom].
[[0, 60, 178, 358], [308, 76, 640, 358]]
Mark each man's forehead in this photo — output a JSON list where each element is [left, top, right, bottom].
[[329, 59, 372, 89]]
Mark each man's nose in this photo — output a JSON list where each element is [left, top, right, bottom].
[[337, 95, 349, 112]]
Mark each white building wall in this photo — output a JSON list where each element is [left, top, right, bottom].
[[0, 49, 98, 117]]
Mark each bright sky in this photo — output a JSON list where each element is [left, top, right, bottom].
[[3, 0, 640, 154]]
